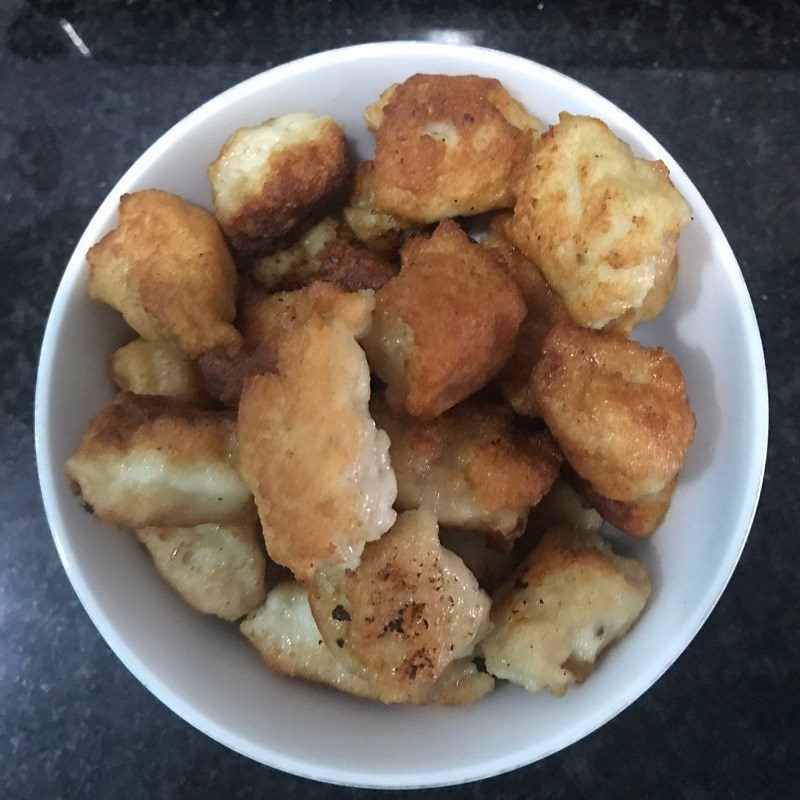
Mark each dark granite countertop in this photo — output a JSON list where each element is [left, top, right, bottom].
[[1, 1, 798, 797]]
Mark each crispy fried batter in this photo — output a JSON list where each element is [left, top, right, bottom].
[[65, 393, 253, 527], [362, 221, 526, 418], [372, 395, 561, 541], [309, 508, 490, 697], [111, 338, 208, 402], [87, 190, 240, 357], [368, 75, 541, 222], [241, 581, 493, 705], [237, 314, 396, 580], [198, 283, 374, 407], [565, 467, 676, 537], [481, 526, 651, 695], [208, 114, 348, 259], [533, 324, 694, 501], [506, 113, 692, 328], [489, 236, 571, 416], [136, 522, 266, 620], [343, 161, 422, 255], [312, 239, 398, 291]]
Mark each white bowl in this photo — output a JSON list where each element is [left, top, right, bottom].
[[34, 42, 768, 788]]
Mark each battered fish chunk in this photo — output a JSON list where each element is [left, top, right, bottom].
[[367, 74, 541, 222], [208, 114, 348, 259], [566, 468, 676, 538], [241, 581, 493, 705], [252, 215, 397, 292], [506, 113, 692, 329], [87, 190, 240, 358], [198, 283, 374, 407], [65, 393, 253, 528], [309, 508, 491, 698], [481, 526, 651, 695], [533, 324, 695, 501], [136, 522, 266, 621], [237, 315, 396, 580], [371, 395, 561, 541], [361, 221, 526, 418], [489, 236, 571, 417], [111, 338, 208, 402], [343, 161, 421, 255]]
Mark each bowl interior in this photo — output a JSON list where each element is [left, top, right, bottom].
[[35, 43, 768, 788]]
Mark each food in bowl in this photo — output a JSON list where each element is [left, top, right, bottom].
[[64, 73, 695, 706]]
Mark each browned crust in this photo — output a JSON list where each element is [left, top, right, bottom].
[[374, 221, 526, 418], [217, 123, 349, 260], [311, 240, 398, 291], [533, 323, 695, 501], [69, 392, 236, 458], [371, 74, 534, 221], [87, 190, 241, 358]]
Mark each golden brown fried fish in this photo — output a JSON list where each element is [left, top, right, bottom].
[[309, 508, 490, 698], [87, 190, 240, 358], [198, 283, 374, 407], [480, 526, 651, 695], [241, 581, 493, 705], [237, 314, 396, 581], [371, 395, 561, 541], [342, 161, 422, 255], [208, 114, 348, 259], [367, 74, 541, 222], [362, 221, 526, 418], [506, 113, 691, 329], [136, 522, 266, 621], [533, 324, 695, 501], [65, 393, 253, 528], [111, 338, 208, 402]]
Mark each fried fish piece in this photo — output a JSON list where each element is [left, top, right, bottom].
[[342, 161, 422, 255], [136, 522, 266, 621], [87, 190, 240, 358], [65, 393, 253, 528], [208, 114, 348, 259], [565, 468, 676, 538], [533, 324, 695, 501], [488, 235, 571, 417], [309, 508, 491, 698], [111, 338, 208, 402], [506, 113, 692, 329], [366, 74, 541, 222], [481, 526, 651, 696], [371, 395, 561, 541], [237, 314, 396, 580], [362, 221, 526, 418], [198, 283, 374, 407], [241, 581, 493, 705]]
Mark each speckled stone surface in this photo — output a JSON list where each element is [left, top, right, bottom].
[[1, 1, 798, 797]]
